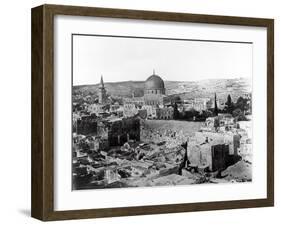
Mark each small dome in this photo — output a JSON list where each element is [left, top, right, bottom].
[[145, 74, 165, 90]]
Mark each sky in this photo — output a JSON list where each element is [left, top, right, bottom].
[[72, 34, 252, 85]]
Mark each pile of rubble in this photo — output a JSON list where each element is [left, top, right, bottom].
[[141, 127, 188, 149], [73, 139, 189, 189], [73, 117, 252, 189]]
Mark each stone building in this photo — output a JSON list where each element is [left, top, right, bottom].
[[187, 131, 241, 172], [88, 104, 104, 115], [142, 105, 157, 119], [204, 114, 237, 132], [110, 103, 121, 112], [192, 98, 213, 111], [144, 70, 166, 106], [156, 107, 174, 120], [123, 103, 139, 117], [123, 97, 145, 106]]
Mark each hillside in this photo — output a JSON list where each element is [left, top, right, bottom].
[[73, 77, 251, 102]]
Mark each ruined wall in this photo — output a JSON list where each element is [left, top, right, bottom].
[[76, 115, 98, 135], [88, 138, 109, 151], [97, 121, 109, 139], [108, 117, 140, 146]]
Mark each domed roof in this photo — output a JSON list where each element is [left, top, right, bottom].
[[145, 72, 165, 90]]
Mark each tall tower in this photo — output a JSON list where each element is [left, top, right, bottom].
[[98, 75, 106, 104]]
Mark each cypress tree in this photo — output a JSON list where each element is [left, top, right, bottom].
[[225, 94, 234, 114], [214, 93, 218, 116]]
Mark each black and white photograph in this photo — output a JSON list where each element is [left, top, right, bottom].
[[72, 34, 253, 190]]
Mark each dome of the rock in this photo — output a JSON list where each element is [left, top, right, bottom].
[[145, 74, 165, 90]]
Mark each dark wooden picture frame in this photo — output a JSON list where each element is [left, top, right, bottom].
[[31, 4, 274, 221]]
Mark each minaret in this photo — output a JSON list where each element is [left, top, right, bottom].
[[98, 75, 106, 104]]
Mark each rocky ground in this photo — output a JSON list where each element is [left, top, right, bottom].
[[73, 120, 252, 190]]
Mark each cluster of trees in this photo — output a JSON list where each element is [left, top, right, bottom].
[[173, 94, 251, 122], [173, 103, 213, 122], [223, 94, 250, 121]]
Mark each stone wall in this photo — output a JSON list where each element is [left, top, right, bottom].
[[77, 115, 98, 135], [187, 142, 230, 172], [108, 117, 140, 146]]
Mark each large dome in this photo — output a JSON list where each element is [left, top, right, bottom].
[[145, 74, 165, 90]]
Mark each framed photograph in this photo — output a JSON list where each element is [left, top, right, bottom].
[[31, 4, 274, 221]]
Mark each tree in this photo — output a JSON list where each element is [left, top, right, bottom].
[[214, 93, 219, 116], [232, 108, 242, 117], [235, 96, 249, 114], [214, 117, 220, 131], [203, 110, 213, 118], [173, 103, 180, 119], [232, 108, 247, 121], [196, 110, 213, 121], [171, 95, 181, 104], [225, 94, 234, 114], [182, 109, 199, 121]]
